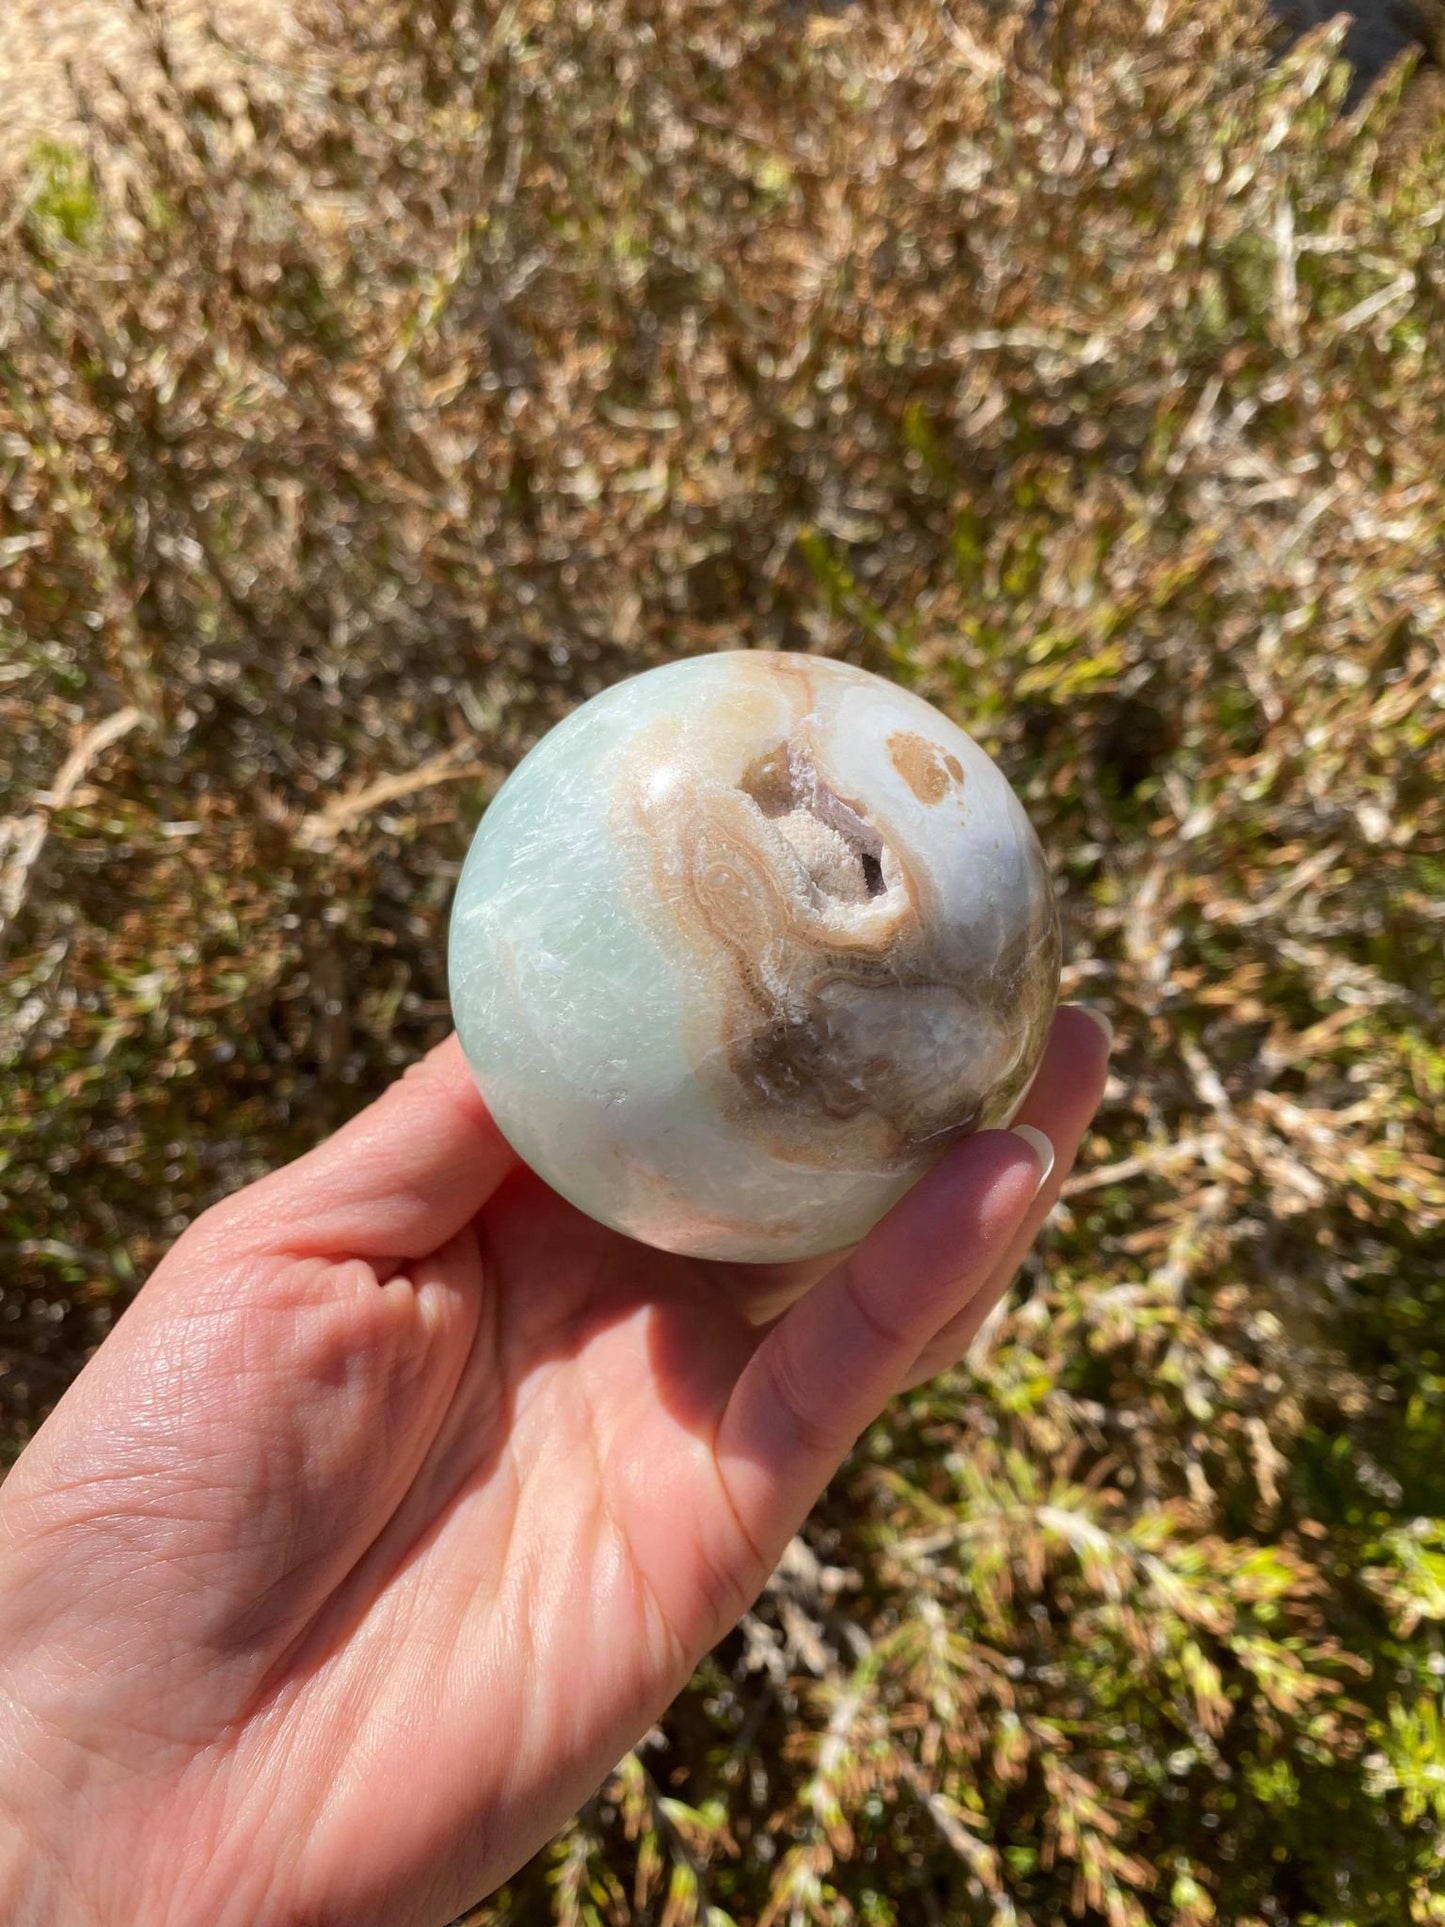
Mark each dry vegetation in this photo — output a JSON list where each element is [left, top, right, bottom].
[[0, 0, 297, 164], [3, 1, 1445, 1921]]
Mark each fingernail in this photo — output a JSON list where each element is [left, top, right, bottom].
[[1009, 1124, 1055, 1193], [1071, 1003, 1114, 1050]]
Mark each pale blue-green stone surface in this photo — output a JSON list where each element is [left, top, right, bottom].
[[448, 651, 1059, 1262]]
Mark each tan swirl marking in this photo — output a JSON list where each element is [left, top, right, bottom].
[[614, 654, 1058, 1173], [628, 781, 985, 1170], [887, 730, 965, 805]]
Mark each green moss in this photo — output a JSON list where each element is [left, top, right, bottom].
[[22, 138, 101, 249]]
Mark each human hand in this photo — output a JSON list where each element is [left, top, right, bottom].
[[0, 1007, 1109, 1927]]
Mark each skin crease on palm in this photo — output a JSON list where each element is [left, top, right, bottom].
[[0, 1006, 1109, 1927]]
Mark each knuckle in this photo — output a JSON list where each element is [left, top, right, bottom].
[[838, 1263, 915, 1355], [764, 1338, 843, 1459]]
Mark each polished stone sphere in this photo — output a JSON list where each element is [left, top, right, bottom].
[[448, 651, 1060, 1262]]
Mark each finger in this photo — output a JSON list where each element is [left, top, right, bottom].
[[191, 1033, 518, 1264], [902, 1003, 1112, 1389], [703, 1250, 843, 1325], [715, 1125, 1050, 1548]]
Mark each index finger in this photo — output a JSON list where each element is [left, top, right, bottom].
[[192, 1033, 517, 1263]]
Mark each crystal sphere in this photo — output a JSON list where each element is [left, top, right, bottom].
[[448, 651, 1060, 1262]]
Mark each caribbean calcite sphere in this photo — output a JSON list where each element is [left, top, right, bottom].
[[448, 651, 1060, 1263]]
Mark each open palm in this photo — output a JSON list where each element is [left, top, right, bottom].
[[0, 1012, 1107, 1927]]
